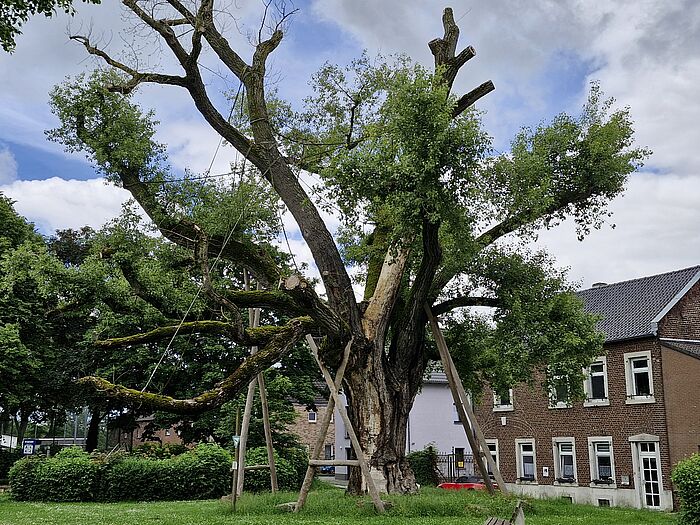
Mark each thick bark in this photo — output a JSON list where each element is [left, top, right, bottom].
[[343, 333, 427, 495]]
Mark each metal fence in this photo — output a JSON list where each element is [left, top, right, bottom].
[[435, 453, 475, 482]]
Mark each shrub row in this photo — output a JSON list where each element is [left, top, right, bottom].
[[9, 444, 231, 502], [8, 443, 308, 502], [672, 453, 700, 525]]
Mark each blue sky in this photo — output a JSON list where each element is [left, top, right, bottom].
[[0, 0, 699, 288]]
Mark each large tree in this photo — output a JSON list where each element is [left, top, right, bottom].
[[48, 3, 647, 494]]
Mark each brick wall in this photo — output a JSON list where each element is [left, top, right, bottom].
[[288, 404, 335, 456], [474, 338, 671, 492], [658, 280, 700, 339], [661, 345, 700, 468]]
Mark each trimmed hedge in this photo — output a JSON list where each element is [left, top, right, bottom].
[[243, 446, 307, 492], [672, 453, 700, 524], [407, 445, 440, 486], [9, 444, 232, 502]]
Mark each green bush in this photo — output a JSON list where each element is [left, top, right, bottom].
[[0, 448, 22, 478], [133, 442, 187, 459], [102, 444, 231, 501], [407, 445, 440, 486], [243, 446, 307, 492], [9, 448, 98, 502], [672, 453, 700, 524], [7, 456, 41, 501], [9, 443, 232, 502], [36, 448, 100, 502]]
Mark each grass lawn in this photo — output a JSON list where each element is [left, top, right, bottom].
[[0, 485, 677, 525]]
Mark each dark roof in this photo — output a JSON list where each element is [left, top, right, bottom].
[[660, 340, 700, 359], [577, 266, 700, 342]]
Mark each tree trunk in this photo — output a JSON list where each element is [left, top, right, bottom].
[[85, 408, 102, 452], [343, 338, 426, 495], [13, 412, 29, 449]]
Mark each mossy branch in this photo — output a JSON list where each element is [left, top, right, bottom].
[[81, 316, 315, 414], [95, 319, 300, 349]]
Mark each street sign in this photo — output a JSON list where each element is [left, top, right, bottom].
[[231, 461, 238, 470], [232, 435, 240, 447], [22, 440, 38, 455]]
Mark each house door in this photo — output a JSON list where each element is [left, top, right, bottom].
[[637, 442, 661, 508]]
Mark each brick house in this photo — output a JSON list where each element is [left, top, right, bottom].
[[288, 399, 336, 463], [474, 265, 700, 510]]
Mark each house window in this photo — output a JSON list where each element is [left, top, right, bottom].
[[552, 438, 576, 483], [493, 388, 514, 412], [589, 437, 615, 486], [455, 447, 466, 469], [308, 411, 317, 423], [584, 357, 609, 406], [624, 351, 655, 404], [486, 439, 499, 475], [324, 444, 334, 460], [516, 439, 536, 482], [549, 375, 571, 409]]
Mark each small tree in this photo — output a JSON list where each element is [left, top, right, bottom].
[[672, 454, 700, 524]]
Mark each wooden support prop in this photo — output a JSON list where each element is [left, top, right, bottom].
[[425, 305, 509, 495], [304, 335, 385, 514], [309, 459, 361, 467], [244, 464, 272, 471], [236, 271, 278, 495], [294, 339, 352, 512]]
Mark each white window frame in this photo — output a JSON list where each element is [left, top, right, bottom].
[[552, 437, 578, 485], [515, 438, 537, 483], [485, 439, 499, 474], [308, 410, 317, 423], [493, 388, 514, 412], [588, 436, 616, 488], [583, 356, 609, 407], [624, 351, 655, 404]]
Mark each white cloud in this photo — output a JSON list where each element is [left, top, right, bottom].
[[0, 145, 18, 184], [1, 1, 699, 289], [0, 177, 132, 233], [535, 171, 700, 288]]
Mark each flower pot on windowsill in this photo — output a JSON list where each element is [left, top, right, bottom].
[[592, 478, 614, 485]]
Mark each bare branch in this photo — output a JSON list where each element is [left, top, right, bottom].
[[195, 228, 246, 338], [452, 80, 496, 117], [432, 296, 500, 316]]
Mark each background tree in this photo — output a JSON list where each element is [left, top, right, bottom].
[[0, 0, 100, 52], [48, 3, 648, 494]]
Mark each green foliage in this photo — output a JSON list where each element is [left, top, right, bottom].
[[445, 249, 604, 397], [9, 444, 232, 502], [319, 62, 488, 242], [7, 455, 40, 500], [132, 442, 187, 459], [0, 448, 21, 478], [47, 70, 166, 186], [406, 445, 440, 486], [672, 453, 700, 524], [9, 448, 99, 502], [0, 194, 37, 257], [0, 0, 100, 52], [243, 446, 307, 492]]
